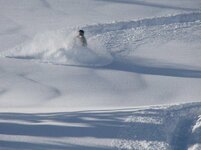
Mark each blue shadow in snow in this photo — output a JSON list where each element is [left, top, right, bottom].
[[0, 109, 167, 150], [0, 110, 165, 140], [1, 103, 201, 150], [0, 140, 112, 150], [170, 118, 194, 150], [102, 57, 201, 78]]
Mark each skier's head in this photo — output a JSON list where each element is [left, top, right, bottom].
[[79, 30, 84, 36]]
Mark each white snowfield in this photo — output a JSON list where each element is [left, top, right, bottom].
[[0, 0, 201, 149]]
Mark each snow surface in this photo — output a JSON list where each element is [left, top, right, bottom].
[[0, 103, 201, 150], [0, 0, 201, 149]]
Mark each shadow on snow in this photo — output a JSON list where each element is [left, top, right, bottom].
[[102, 56, 201, 78], [1, 103, 201, 149], [0, 109, 167, 150]]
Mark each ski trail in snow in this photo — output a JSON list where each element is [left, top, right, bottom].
[[1, 12, 201, 68], [112, 103, 201, 150], [86, 12, 201, 56], [84, 12, 201, 36], [167, 105, 201, 150], [170, 118, 194, 150], [190, 116, 201, 150], [18, 73, 61, 100]]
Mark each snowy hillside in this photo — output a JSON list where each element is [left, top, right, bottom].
[[1, 103, 201, 150], [0, 0, 201, 149]]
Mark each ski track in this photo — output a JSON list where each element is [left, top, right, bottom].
[[18, 73, 61, 100], [112, 103, 201, 150], [3, 12, 201, 69], [86, 12, 201, 56], [85, 12, 201, 37]]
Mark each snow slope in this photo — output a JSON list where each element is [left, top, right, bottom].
[[0, 103, 201, 150], [0, 0, 201, 149], [1, 11, 201, 111]]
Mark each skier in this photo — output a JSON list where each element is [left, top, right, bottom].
[[75, 30, 87, 47]]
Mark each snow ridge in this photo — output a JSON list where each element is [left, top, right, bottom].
[[85, 12, 201, 36]]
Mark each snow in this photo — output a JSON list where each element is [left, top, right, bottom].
[[192, 115, 201, 133], [0, 0, 201, 149], [0, 103, 201, 150], [1, 30, 113, 66]]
